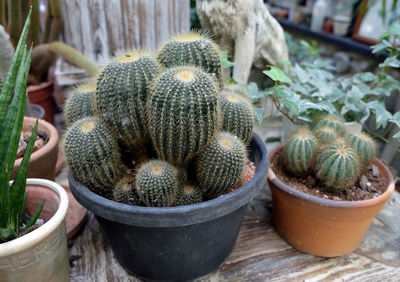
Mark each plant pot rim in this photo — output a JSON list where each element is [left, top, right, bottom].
[[27, 81, 53, 92], [14, 117, 59, 167], [268, 144, 395, 209], [69, 134, 269, 227], [0, 178, 69, 256]]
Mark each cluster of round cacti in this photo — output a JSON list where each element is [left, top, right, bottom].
[[282, 115, 376, 191], [63, 32, 255, 207]]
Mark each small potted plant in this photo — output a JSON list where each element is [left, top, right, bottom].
[[66, 32, 268, 281], [268, 115, 395, 257], [0, 13, 69, 281]]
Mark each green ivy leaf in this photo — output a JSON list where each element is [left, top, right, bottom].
[[379, 56, 400, 68], [219, 51, 235, 68], [389, 112, 400, 128], [253, 108, 264, 125], [281, 98, 299, 115], [378, 25, 400, 41], [354, 72, 376, 82], [367, 100, 393, 128], [241, 82, 264, 99], [263, 66, 292, 83], [371, 39, 392, 54], [225, 77, 238, 85], [292, 64, 309, 83]]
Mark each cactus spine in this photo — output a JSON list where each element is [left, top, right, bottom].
[[221, 84, 251, 101], [312, 115, 345, 136], [146, 66, 221, 165], [316, 144, 359, 190], [135, 160, 180, 207], [196, 132, 246, 197], [313, 127, 337, 145], [63, 117, 125, 193], [94, 50, 160, 150], [346, 132, 376, 169], [157, 32, 223, 89], [219, 91, 254, 145], [64, 82, 95, 126], [113, 175, 142, 205], [175, 184, 203, 206], [283, 128, 319, 176]]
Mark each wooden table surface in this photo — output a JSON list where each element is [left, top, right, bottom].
[[68, 187, 400, 281]]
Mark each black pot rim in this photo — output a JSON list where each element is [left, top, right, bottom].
[[69, 133, 269, 227]]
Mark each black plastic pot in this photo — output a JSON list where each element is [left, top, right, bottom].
[[69, 134, 268, 281]]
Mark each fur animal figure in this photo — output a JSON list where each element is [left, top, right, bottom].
[[196, 0, 289, 83]]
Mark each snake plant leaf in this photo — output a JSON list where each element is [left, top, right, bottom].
[[0, 228, 17, 243], [24, 201, 44, 232], [0, 10, 31, 125], [11, 120, 38, 233]]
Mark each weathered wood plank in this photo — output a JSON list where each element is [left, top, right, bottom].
[[68, 190, 400, 281], [88, 0, 109, 64], [104, 0, 124, 55]]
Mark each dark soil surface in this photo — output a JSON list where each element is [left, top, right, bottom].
[[271, 149, 388, 201], [17, 130, 48, 159]]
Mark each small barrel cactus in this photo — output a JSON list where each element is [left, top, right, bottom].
[[146, 66, 220, 165], [219, 91, 254, 145], [135, 160, 180, 207], [175, 184, 203, 206], [346, 132, 376, 169], [196, 132, 246, 197], [283, 128, 319, 176], [63, 117, 125, 193], [312, 115, 345, 136], [64, 82, 95, 126], [221, 84, 251, 101], [113, 175, 143, 206], [316, 144, 360, 190], [157, 32, 223, 89], [313, 127, 337, 145], [94, 50, 160, 150]]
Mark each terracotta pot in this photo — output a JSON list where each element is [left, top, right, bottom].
[[268, 145, 395, 257], [12, 117, 59, 180], [27, 81, 54, 124], [0, 179, 69, 282]]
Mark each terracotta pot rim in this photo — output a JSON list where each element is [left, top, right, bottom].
[[14, 117, 59, 166], [27, 81, 53, 92], [268, 144, 395, 209], [0, 178, 69, 256]]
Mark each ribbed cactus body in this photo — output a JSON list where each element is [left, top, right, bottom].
[[157, 32, 223, 89], [63, 117, 124, 193], [346, 132, 376, 169], [316, 144, 359, 190], [312, 115, 345, 136], [221, 84, 251, 101], [283, 128, 319, 176], [196, 132, 246, 197], [94, 50, 160, 150], [313, 127, 337, 145], [135, 160, 180, 207], [113, 175, 142, 205], [175, 184, 203, 206], [219, 91, 254, 145], [64, 82, 95, 126], [146, 66, 220, 165]]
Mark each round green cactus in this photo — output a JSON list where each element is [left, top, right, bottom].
[[312, 115, 345, 136], [221, 84, 251, 101], [283, 128, 319, 176], [345, 132, 376, 169], [146, 66, 221, 165], [157, 32, 223, 89], [219, 91, 254, 145], [64, 82, 95, 126], [113, 175, 142, 206], [196, 132, 246, 197], [135, 160, 180, 207], [175, 184, 203, 206], [63, 117, 125, 194], [313, 127, 337, 145], [94, 50, 160, 150], [316, 144, 360, 190]]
